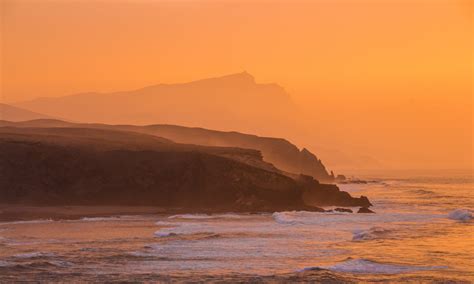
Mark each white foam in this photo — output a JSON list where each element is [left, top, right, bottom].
[[79, 216, 125, 222], [0, 219, 54, 226], [448, 209, 472, 221], [302, 259, 447, 274], [272, 211, 320, 225], [0, 260, 13, 267], [272, 210, 443, 227], [155, 221, 174, 226], [168, 213, 243, 220], [154, 223, 215, 237], [352, 227, 390, 241], [46, 260, 73, 267], [13, 252, 56, 259], [154, 231, 179, 237]]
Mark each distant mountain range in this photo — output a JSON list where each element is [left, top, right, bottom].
[[8, 72, 381, 171], [15, 72, 297, 134]]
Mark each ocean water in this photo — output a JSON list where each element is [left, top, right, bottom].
[[0, 172, 473, 282]]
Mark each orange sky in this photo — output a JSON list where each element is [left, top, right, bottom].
[[1, 0, 473, 172]]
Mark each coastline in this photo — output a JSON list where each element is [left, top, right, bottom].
[[0, 205, 324, 222], [0, 205, 170, 222]]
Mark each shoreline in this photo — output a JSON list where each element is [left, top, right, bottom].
[[0, 205, 173, 222], [0, 205, 305, 222], [0, 204, 373, 222]]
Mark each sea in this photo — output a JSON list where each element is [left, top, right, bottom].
[[0, 170, 472, 282]]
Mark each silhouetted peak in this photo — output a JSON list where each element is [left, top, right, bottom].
[[301, 148, 315, 158], [199, 71, 256, 86]]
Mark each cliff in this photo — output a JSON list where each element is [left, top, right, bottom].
[[0, 119, 333, 181], [0, 126, 369, 211]]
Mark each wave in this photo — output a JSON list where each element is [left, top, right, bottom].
[[155, 231, 179, 237], [272, 210, 444, 227], [168, 213, 243, 220], [43, 260, 72, 268], [448, 209, 472, 222], [272, 210, 367, 225], [411, 189, 435, 195], [0, 260, 72, 270], [302, 258, 447, 274], [78, 215, 144, 222], [0, 260, 13, 267], [155, 220, 174, 226], [79, 216, 123, 222], [13, 252, 56, 259], [154, 222, 217, 237], [0, 219, 54, 226], [272, 211, 319, 225], [352, 227, 390, 241]]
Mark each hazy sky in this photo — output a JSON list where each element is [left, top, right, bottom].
[[1, 0, 473, 171]]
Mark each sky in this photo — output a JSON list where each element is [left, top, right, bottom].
[[1, 0, 473, 172]]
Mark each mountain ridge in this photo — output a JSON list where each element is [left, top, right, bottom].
[[14, 72, 296, 132], [0, 119, 333, 181], [0, 103, 57, 122]]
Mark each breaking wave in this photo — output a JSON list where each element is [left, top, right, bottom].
[[448, 209, 472, 222], [272, 211, 319, 225], [352, 227, 390, 241], [0, 219, 54, 226], [168, 213, 243, 220], [13, 252, 56, 259], [154, 223, 216, 237], [302, 258, 447, 274], [0, 260, 13, 267], [411, 189, 436, 196], [78, 216, 143, 222]]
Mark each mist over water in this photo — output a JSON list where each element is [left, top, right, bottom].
[[0, 172, 472, 282]]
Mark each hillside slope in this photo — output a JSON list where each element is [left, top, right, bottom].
[[0, 127, 370, 210], [0, 103, 55, 121], [0, 119, 332, 181]]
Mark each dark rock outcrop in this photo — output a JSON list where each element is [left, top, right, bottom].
[[0, 128, 368, 212], [336, 174, 347, 182], [299, 175, 372, 208], [0, 139, 303, 212], [334, 208, 353, 213], [357, 207, 375, 213], [339, 179, 369, 184]]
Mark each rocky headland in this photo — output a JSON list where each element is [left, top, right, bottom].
[[0, 124, 372, 214]]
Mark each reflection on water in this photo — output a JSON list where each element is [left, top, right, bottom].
[[0, 173, 473, 282]]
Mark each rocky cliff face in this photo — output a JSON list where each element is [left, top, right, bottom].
[[0, 141, 303, 211], [141, 125, 334, 182], [0, 120, 334, 182], [298, 175, 372, 208], [298, 148, 332, 181], [0, 127, 369, 211]]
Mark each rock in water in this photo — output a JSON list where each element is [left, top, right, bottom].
[[448, 209, 472, 221], [334, 208, 353, 213], [357, 207, 375, 214]]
